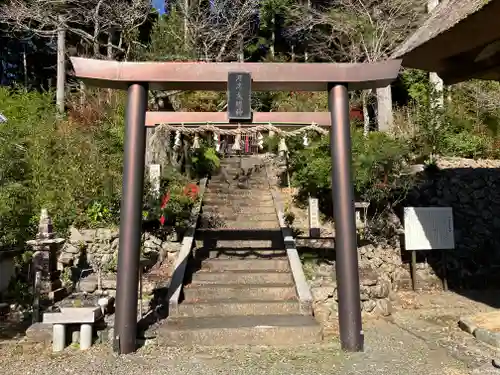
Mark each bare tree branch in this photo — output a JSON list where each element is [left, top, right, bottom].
[[176, 0, 259, 62], [0, 0, 151, 60], [287, 0, 425, 63]]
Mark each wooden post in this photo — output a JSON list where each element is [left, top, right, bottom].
[[411, 250, 417, 291], [442, 250, 448, 291]]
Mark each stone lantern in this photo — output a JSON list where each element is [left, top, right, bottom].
[[26, 209, 66, 300]]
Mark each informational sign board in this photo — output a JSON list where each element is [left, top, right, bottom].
[[308, 197, 320, 238], [227, 72, 252, 121], [404, 207, 455, 251]]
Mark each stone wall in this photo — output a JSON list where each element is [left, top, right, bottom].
[[58, 227, 180, 273], [404, 156, 500, 288], [0, 256, 14, 293], [307, 241, 433, 330], [306, 156, 500, 325]]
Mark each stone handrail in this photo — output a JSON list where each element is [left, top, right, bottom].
[[263, 164, 314, 315], [167, 177, 208, 310]]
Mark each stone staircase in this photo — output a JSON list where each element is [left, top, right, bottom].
[[156, 156, 322, 346]]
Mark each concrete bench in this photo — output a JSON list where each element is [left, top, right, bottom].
[[43, 306, 103, 351]]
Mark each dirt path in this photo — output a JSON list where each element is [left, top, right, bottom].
[[0, 318, 468, 375]]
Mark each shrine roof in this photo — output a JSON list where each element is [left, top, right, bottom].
[[393, 0, 500, 83]]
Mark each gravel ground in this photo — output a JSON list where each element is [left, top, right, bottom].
[[391, 291, 500, 371], [0, 319, 468, 375]]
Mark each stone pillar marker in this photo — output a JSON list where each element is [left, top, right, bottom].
[[148, 164, 161, 198], [26, 209, 66, 301], [308, 197, 320, 238]]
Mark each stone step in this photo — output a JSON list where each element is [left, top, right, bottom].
[[204, 192, 273, 200], [220, 221, 279, 230], [172, 300, 301, 318], [215, 173, 267, 180], [207, 186, 270, 193], [205, 240, 284, 249], [220, 157, 262, 165], [199, 258, 290, 272], [156, 315, 322, 346], [191, 270, 294, 285], [201, 213, 277, 222], [208, 182, 269, 189], [182, 283, 296, 301], [202, 206, 276, 215], [203, 199, 275, 207], [203, 249, 287, 258]]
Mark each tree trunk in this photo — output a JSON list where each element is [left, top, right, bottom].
[[56, 16, 66, 115], [22, 44, 28, 87], [303, 0, 310, 61], [80, 81, 85, 106], [183, 0, 189, 48], [270, 15, 275, 58], [362, 91, 370, 136], [428, 0, 443, 109], [376, 85, 393, 132], [107, 32, 113, 102], [238, 39, 244, 62]]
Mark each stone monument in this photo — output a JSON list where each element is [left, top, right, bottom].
[[308, 197, 320, 238], [26, 209, 66, 301]]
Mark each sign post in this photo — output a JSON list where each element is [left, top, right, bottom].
[[404, 207, 455, 291]]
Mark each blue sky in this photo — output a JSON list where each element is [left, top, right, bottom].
[[152, 0, 165, 15]]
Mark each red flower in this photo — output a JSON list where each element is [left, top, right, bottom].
[[159, 215, 166, 226], [183, 183, 199, 199], [161, 191, 171, 209]]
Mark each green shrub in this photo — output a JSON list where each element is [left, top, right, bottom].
[[288, 128, 413, 215], [439, 131, 490, 159], [0, 88, 125, 248], [191, 144, 220, 178]]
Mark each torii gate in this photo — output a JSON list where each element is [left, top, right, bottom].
[[70, 57, 401, 354]]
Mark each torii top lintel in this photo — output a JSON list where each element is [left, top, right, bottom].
[[70, 57, 402, 92]]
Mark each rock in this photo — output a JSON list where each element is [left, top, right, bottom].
[[63, 243, 80, 254], [149, 235, 162, 246], [77, 229, 97, 243], [111, 238, 119, 250], [161, 241, 180, 253], [474, 328, 500, 348], [458, 317, 478, 335], [362, 300, 376, 313], [371, 279, 391, 299], [374, 298, 392, 316], [371, 257, 383, 268], [25, 323, 52, 344], [360, 269, 378, 286], [144, 240, 160, 250], [95, 228, 113, 242], [69, 227, 86, 244], [0, 302, 10, 316], [98, 297, 114, 314], [311, 286, 335, 302], [313, 304, 332, 324], [58, 251, 75, 266], [78, 278, 98, 293], [100, 253, 114, 267], [101, 277, 117, 290]]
